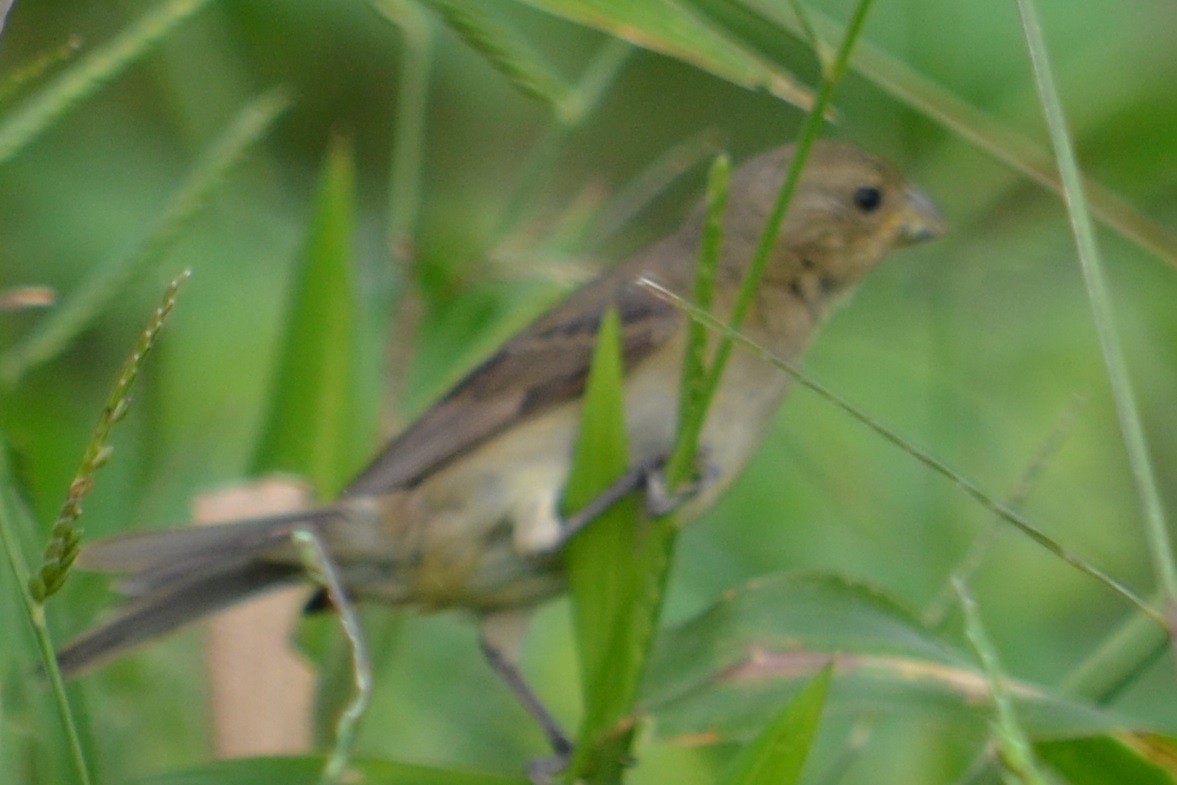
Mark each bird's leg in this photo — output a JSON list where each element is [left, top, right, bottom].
[[479, 612, 572, 777], [496, 457, 717, 781], [480, 635, 572, 758], [555, 462, 650, 545], [641, 450, 719, 517], [551, 451, 717, 551]]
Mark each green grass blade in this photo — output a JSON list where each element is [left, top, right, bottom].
[[0, 36, 81, 107], [747, 0, 1177, 270], [0, 274, 187, 785], [0, 0, 213, 166], [421, 0, 573, 116], [253, 138, 364, 498], [369, 0, 434, 268], [561, 309, 659, 782], [0, 88, 291, 385], [643, 573, 1148, 745], [1062, 598, 1169, 704], [639, 279, 1162, 627], [512, 0, 816, 109], [924, 395, 1086, 627], [0, 442, 92, 785], [672, 0, 875, 498], [130, 755, 532, 785], [1014, 0, 1177, 609], [717, 664, 831, 785], [664, 152, 727, 489], [683, 0, 833, 83], [1037, 735, 1177, 785], [563, 308, 630, 678], [957, 579, 1050, 785]]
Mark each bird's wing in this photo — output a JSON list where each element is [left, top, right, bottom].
[[344, 255, 684, 496]]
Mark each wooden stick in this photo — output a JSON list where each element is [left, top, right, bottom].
[[193, 477, 315, 757]]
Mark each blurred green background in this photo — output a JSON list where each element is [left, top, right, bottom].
[[2, 1, 1176, 783]]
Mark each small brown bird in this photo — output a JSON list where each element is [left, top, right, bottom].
[[58, 139, 942, 751]]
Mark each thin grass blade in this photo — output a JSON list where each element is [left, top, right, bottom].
[[252, 137, 365, 498], [1013, 0, 1177, 621], [0, 89, 291, 384], [0, 0, 213, 166]]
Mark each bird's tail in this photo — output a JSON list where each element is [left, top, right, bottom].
[[56, 509, 333, 677]]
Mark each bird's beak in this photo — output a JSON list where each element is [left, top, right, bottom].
[[897, 185, 946, 244]]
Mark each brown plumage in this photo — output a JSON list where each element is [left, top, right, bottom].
[[58, 139, 943, 678]]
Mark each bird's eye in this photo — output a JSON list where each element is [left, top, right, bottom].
[[853, 185, 883, 212]]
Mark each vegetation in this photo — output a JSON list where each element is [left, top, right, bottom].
[[1, 1, 1176, 784]]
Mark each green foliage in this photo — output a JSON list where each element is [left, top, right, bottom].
[[1037, 735, 1177, 785], [253, 137, 366, 498], [717, 665, 830, 785], [130, 755, 532, 785], [419, 0, 574, 116], [30, 272, 189, 602], [1013, 0, 1177, 609], [0, 0, 213, 166], [515, 0, 816, 109], [1, 88, 291, 383], [643, 574, 1157, 743], [563, 308, 650, 781], [1, 1, 1176, 784]]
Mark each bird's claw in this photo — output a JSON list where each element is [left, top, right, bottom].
[[527, 752, 570, 785], [643, 454, 718, 517], [543, 452, 718, 555]]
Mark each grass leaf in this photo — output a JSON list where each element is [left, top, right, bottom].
[[957, 578, 1049, 785], [717, 663, 831, 785], [421, 0, 574, 118], [0, 0, 213, 167], [1013, 0, 1177, 623], [253, 137, 364, 498], [640, 279, 1162, 626], [643, 573, 1169, 745], [130, 755, 532, 785], [744, 0, 1177, 269], [1037, 734, 1177, 785], [511, 0, 816, 110], [0, 88, 291, 384], [562, 308, 657, 781]]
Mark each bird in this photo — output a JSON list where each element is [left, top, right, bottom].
[[57, 138, 943, 757]]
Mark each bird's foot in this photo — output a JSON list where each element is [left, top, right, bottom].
[[642, 453, 718, 517], [550, 453, 718, 550], [526, 751, 571, 785]]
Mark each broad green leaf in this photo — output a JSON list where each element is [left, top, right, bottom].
[[642, 573, 1170, 745], [563, 308, 631, 678], [718, 664, 831, 785], [562, 308, 652, 781], [1037, 734, 1177, 785], [253, 138, 365, 498], [512, 0, 815, 110], [132, 756, 531, 785]]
